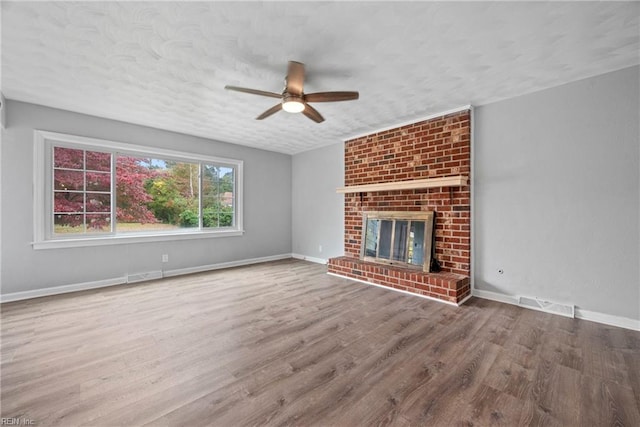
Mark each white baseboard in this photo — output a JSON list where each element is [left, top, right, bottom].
[[472, 289, 519, 305], [575, 308, 640, 331], [1, 276, 127, 303], [127, 270, 163, 283], [1, 253, 293, 303], [472, 289, 640, 331], [291, 253, 328, 264], [163, 253, 292, 277], [327, 272, 463, 307]]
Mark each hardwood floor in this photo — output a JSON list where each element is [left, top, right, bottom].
[[1, 258, 639, 426]]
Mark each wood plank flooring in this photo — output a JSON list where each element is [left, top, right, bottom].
[[1, 259, 639, 426]]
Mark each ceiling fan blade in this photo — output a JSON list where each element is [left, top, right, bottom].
[[256, 103, 283, 120], [225, 85, 282, 99], [305, 91, 359, 103], [302, 103, 324, 123], [286, 61, 305, 96]]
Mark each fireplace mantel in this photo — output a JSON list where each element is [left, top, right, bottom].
[[336, 175, 468, 194]]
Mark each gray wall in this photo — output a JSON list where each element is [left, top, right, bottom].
[[292, 142, 344, 261], [474, 66, 639, 320], [1, 100, 292, 294]]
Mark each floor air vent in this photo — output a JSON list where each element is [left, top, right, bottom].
[[518, 296, 575, 318]]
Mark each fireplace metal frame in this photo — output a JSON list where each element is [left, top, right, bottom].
[[360, 211, 434, 272]]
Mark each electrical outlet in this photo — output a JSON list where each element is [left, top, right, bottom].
[[318, 245, 323, 253], [162, 254, 169, 263]]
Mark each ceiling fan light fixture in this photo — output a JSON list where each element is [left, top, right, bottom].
[[282, 96, 305, 113]]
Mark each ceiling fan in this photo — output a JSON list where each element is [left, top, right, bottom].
[[225, 61, 359, 123]]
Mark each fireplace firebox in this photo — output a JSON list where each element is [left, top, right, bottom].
[[361, 211, 434, 272]]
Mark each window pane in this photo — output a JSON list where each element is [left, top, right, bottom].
[[54, 147, 84, 169], [392, 220, 409, 262], [409, 221, 426, 265], [54, 169, 84, 191], [202, 165, 219, 198], [86, 151, 111, 172], [364, 219, 379, 257], [202, 198, 234, 228], [87, 193, 110, 213], [220, 191, 234, 207], [219, 166, 234, 187], [86, 214, 111, 232], [54, 192, 84, 213], [219, 210, 233, 227], [203, 203, 219, 228], [118, 156, 199, 232], [86, 172, 110, 192], [202, 164, 234, 229], [54, 214, 84, 233], [378, 220, 393, 259]]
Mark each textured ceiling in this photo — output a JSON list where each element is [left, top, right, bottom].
[[2, 1, 639, 154]]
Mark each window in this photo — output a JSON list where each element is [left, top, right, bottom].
[[53, 146, 112, 234], [361, 211, 434, 271], [34, 131, 243, 248]]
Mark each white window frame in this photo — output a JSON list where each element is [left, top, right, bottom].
[[33, 130, 244, 249]]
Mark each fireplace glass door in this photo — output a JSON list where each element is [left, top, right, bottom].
[[361, 211, 434, 271]]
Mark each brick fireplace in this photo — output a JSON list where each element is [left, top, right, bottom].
[[328, 109, 471, 304]]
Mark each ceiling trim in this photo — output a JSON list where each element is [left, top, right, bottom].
[[342, 104, 472, 142]]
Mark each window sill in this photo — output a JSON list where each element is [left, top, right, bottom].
[[32, 229, 245, 250]]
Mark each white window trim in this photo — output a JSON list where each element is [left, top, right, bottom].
[[33, 130, 244, 250]]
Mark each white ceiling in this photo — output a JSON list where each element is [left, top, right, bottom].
[[2, 1, 638, 154]]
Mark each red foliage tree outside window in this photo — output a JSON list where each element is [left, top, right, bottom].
[[115, 156, 158, 224]]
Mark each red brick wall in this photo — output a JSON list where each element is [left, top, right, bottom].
[[343, 110, 471, 275]]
